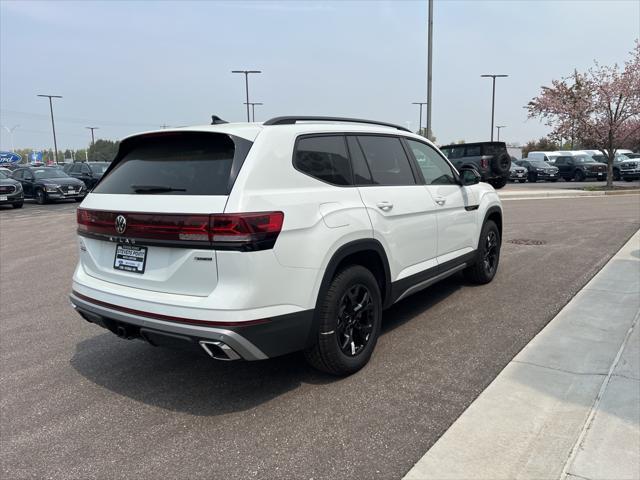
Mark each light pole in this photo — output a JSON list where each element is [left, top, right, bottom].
[[426, 0, 434, 139], [496, 125, 506, 141], [1, 125, 19, 152], [231, 70, 262, 121], [412, 102, 427, 135], [37, 94, 62, 163], [480, 74, 508, 141], [244, 102, 264, 122], [85, 126, 98, 145]]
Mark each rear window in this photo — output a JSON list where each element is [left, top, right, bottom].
[[357, 136, 416, 186], [293, 135, 352, 186], [482, 144, 507, 156], [93, 133, 243, 195]]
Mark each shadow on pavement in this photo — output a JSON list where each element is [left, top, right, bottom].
[[70, 274, 464, 416]]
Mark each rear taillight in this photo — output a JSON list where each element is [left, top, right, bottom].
[[77, 209, 284, 251], [481, 158, 489, 169]]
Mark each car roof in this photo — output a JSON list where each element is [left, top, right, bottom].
[[120, 121, 438, 148]]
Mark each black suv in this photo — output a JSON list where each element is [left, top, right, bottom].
[[64, 162, 110, 189], [12, 167, 86, 204], [439, 142, 511, 189], [554, 155, 606, 182]]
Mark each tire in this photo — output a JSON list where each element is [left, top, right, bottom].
[[624, 177, 633, 182], [528, 172, 537, 183], [464, 220, 501, 285], [12, 201, 23, 209], [305, 265, 382, 376], [549, 179, 558, 182], [489, 177, 508, 189], [613, 169, 621, 181], [574, 170, 585, 182], [35, 189, 48, 205], [490, 153, 511, 176], [75, 198, 83, 202], [518, 179, 526, 183]]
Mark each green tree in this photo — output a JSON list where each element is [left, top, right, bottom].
[[88, 139, 119, 161]]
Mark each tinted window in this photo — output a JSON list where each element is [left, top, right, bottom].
[[555, 158, 566, 165], [440, 147, 452, 158], [81, 164, 90, 174], [93, 133, 239, 195], [33, 169, 69, 180], [12, 170, 24, 180], [294, 136, 352, 186], [89, 163, 109, 173], [357, 136, 415, 186], [482, 144, 507, 156], [465, 146, 481, 156], [448, 146, 465, 159], [69, 163, 80, 173], [346, 136, 372, 185], [0, 171, 8, 179], [407, 140, 456, 185]]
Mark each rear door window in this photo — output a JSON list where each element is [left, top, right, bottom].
[[293, 135, 352, 186], [93, 133, 245, 195], [465, 146, 481, 156], [357, 136, 416, 186]]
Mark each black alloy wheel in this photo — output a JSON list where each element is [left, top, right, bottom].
[[336, 284, 374, 357], [483, 230, 499, 277]]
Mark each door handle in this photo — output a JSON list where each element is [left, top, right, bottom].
[[376, 201, 393, 211], [434, 197, 446, 206]]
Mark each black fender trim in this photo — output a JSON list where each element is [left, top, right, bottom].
[[306, 239, 392, 347]]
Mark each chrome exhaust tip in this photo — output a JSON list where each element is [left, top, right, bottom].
[[199, 340, 241, 361]]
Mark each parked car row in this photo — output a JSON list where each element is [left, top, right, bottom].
[[0, 161, 113, 207], [525, 149, 639, 181]]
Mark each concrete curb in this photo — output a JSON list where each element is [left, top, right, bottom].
[[403, 230, 640, 480], [499, 189, 640, 201]]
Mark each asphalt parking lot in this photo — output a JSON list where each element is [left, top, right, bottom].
[[1, 195, 639, 479]]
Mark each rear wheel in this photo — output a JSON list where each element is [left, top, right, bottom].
[[305, 265, 382, 376], [528, 172, 537, 183], [464, 220, 500, 285], [489, 177, 508, 189], [35, 189, 48, 205], [574, 170, 585, 182]]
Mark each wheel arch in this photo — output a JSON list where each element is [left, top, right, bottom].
[[482, 205, 503, 239]]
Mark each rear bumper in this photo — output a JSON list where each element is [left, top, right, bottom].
[[69, 291, 314, 360]]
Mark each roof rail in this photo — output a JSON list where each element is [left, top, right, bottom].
[[263, 116, 411, 133]]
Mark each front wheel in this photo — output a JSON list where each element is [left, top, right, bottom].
[[305, 265, 382, 376], [464, 220, 501, 285], [528, 172, 537, 183], [12, 201, 23, 209], [35, 189, 48, 205]]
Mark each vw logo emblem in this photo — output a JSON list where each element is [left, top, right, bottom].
[[115, 215, 127, 234]]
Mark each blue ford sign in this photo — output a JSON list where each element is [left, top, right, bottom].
[[0, 151, 22, 164]]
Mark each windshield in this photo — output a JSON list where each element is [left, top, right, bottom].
[[0, 171, 8, 179], [574, 156, 594, 163], [529, 161, 548, 168], [90, 163, 110, 174], [33, 169, 70, 180]]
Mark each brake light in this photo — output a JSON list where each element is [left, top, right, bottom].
[[481, 158, 489, 169], [77, 209, 284, 251]]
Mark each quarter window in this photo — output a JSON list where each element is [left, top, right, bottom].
[[294, 136, 352, 186], [407, 140, 457, 185], [357, 136, 416, 186]]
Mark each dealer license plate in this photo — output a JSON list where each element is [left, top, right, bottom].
[[0, 196, 7, 201], [113, 244, 147, 274]]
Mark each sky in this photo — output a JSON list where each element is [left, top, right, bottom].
[[1, 0, 639, 151]]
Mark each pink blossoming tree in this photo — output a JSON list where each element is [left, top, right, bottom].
[[527, 42, 640, 187]]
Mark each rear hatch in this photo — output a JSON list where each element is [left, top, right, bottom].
[[77, 131, 253, 296]]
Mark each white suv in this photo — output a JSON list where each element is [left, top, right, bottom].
[[70, 116, 503, 375]]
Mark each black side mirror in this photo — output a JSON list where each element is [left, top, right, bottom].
[[459, 167, 481, 186]]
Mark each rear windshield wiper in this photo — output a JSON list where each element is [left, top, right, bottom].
[[131, 184, 187, 194]]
